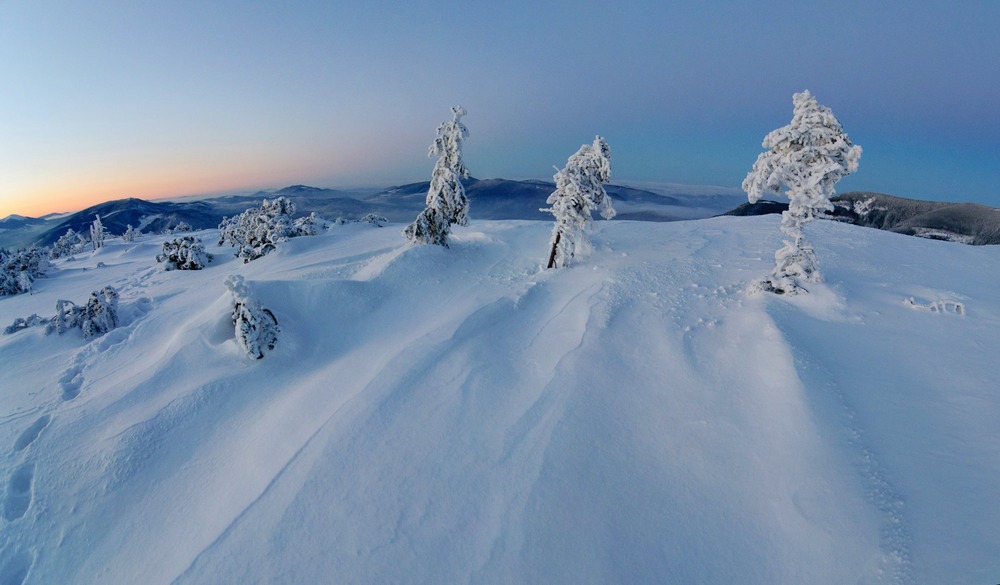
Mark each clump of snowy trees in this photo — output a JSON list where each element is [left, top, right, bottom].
[[0, 247, 50, 296], [45, 286, 119, 339], [51, 228, 88, 258], [156, 236, 212, 270], [743, 90, 861, 295], [218, 197, 319, 262], [404, 106, 470, 246], [543, 136, 615, 268], [224, 275, 279, 359]]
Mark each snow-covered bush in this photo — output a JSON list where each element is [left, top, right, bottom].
[[1, 247, 50, 296], [156, 236, 212, 270], [543, 136, 615, 269], [52, 228, 87, 258], [224, 275, 278, 359], [743, 90, 862, 295], [173, 221, 191, 232], [404, 106, 470, 246], [122, 224, 138, 243], [218, 197, 318, 263], [45, 286, 119, 339], [90, 214, 108, 251], [360, 213, 388, 226]]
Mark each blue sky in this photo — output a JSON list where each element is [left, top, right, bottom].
[[1, 0, 998, 217]]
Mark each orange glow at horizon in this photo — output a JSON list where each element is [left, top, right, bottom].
[[0, 138, 408, 219]]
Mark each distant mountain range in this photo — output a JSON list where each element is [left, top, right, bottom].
[[725, 191, 1000, 245], [3, 181, 998, 249], [0, 179, 745, 248]]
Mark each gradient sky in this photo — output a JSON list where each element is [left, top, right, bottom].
[[1, 0, 998, 218]]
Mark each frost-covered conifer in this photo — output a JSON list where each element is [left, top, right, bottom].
[[52, 228, 84, 258], [81, 286, 119, 339], [404, 106, 470, 246], [743, 90, 861, 294], [218, 197, 318, 262], [0, 247, 50, 296], [156, 236, 212, 270], [224, 275, 279, 359], [173, 221, 192, 232], [122, 224, 137, 243], [543, 136, 615, 269], [90, 214, 107, 251]]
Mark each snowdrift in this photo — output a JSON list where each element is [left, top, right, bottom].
[[1, 217, 998, 585]]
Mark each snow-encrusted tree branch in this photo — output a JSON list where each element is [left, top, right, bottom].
[[224, 275, 279, 359], [743, 90, 861, 294], [404, 106, 470, 246], [543, 136, 615, 269]]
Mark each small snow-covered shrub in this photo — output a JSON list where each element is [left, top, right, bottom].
[[404, 106, 470, 247], [543, 136, 615, 269], [360, 213, 388, 226], [156, 236, 212, 270], [122, 224, 138, 243], [224, 275, 279, 359], [1, 247, 50, 296], [173, 221, 192, 232], [45, 286, 119, 339], [218, 197, 319, 263]]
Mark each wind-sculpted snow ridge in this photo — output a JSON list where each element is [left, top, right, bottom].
[[0, 218, 998, 584]]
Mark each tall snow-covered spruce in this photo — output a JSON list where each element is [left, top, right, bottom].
[[543, 136, 615, 269], [404, 106, 470, 246], [743, 90, 861, 294], [90, 214, 107, 251]]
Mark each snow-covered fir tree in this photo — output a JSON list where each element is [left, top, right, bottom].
[[156, 236, 212, 270], [90, 214, 107, 251], [404, 106, 470, 246], [1, 247, 50, 296], [217, 197, 319, 262], [543, 136, 615, 269], [81, 286, 119, 339], [122, 224, 138, 243], [173, 221, 192, 232], [224, 275, 279, 359], [743, 90, 861, 295]]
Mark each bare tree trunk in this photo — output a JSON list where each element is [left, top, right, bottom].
[[546, 230, 562, 269]]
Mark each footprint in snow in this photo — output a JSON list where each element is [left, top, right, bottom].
[[0, 547, 34, 585], [2, 462, 35, 522], [13, 415, 50, 452], [59, 365, 84, 400]]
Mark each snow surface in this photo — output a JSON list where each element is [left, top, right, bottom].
[[1, 217, 998, 585]]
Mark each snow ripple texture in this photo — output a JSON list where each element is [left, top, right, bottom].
[[1, 218, 998, 585]]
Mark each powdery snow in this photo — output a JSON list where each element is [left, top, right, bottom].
[[1, 216, 998, 585]]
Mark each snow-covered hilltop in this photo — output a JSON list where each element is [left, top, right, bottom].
[[1, 216, 998, 584]]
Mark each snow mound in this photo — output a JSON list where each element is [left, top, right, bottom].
[[1, 218, 998, 585]]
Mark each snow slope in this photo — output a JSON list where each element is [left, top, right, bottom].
[[1, 217, 998, 585]]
